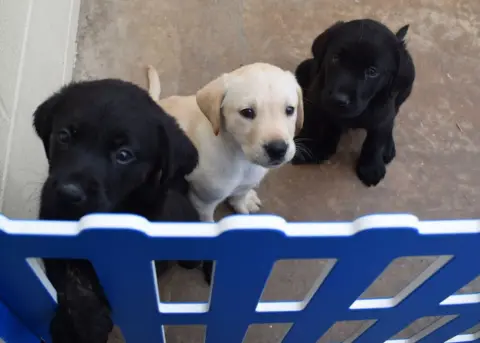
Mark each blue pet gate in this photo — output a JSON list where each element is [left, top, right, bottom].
[[0, 213, 479, 343]]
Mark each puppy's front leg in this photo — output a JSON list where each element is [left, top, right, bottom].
[[315, 122, 343, 161], [188, 191, 217, 222], [356, 127, 393, 187], [45, 260, 113, 343], [383, 131, 396, 164]]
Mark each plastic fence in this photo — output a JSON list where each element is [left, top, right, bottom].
[[0, 213, 479, 343]]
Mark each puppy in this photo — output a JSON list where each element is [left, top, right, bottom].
[[33, 79, 200, 343], [292, 19, 415, 186], [147, 63, 304, 222]]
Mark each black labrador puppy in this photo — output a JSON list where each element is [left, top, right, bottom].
[[292, 19, 415, 186], [33, 79, 203, 343]]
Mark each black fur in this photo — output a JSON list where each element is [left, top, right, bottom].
[[33, 79, 201, 343], [292, 19, 415, 186]]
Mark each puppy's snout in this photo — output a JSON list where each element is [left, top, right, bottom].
[[264, 140, 288, 161], [57, 183, 87, 205], [331, 92, 350, 107]]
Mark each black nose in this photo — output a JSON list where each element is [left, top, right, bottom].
[[57, 183, 86, 204], [331, 92, 350, 107], [264, 140, 288, 160]]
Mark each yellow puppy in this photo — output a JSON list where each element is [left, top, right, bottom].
[[147, 63, 303, 222]]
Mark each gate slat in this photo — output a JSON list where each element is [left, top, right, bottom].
[[205, 229, 281, 343], [0, 300, 39, 343]]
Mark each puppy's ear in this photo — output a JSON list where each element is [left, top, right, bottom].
[[295, 84, 304, 134], [391, 25, 415, 95], [157, 113, 198, 184], [395, 24, 409, 41], [311, 21, 344, 60], [33, 91, 63, 159], [196, 74, 228, 135]]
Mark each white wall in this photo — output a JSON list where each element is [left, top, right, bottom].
[[0, 0, 80, 218]]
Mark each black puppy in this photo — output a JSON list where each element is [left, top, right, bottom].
[[292, 19, 415, 186], [33, 79, 201, 343]]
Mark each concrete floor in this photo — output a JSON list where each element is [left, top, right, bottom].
[[74, 0, 480, 342]]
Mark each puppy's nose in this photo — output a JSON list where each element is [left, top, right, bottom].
[[332, 93, 350, 107], [57, 183, 86, 204], [264, 140, 288, 160]]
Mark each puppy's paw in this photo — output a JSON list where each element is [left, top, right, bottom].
[[292, 148, 327, 165], [229, 190, 262, 214], [293, 141, 337, 165], [291, 153, 319, 165], [204, 270, 212, 285], [383, 140, 396, 164], [356, 161, 386, 187], [202, 261, 213, 285], [178, 260, 201, 270]]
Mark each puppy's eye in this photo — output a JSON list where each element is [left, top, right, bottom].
[[57, 129, 71, 144], [115, 148, 136, 165], [366, 67, 379, 78], [239, 108, 255, 120], [285, 106, 295, 116]]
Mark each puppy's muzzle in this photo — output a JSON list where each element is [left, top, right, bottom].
[[264, 140, 288, 163]]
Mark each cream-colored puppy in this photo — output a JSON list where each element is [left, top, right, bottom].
[[147, 63, 303, 222]]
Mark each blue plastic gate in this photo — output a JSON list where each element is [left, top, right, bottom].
[[0, 213, 479, 343]]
